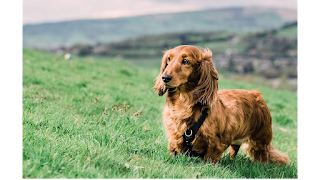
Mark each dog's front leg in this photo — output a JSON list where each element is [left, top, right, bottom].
[[168, 142, 177, 156], [204, 147, 224, 165], [205, 138, 231, 165], [168, 138, 181, 156]]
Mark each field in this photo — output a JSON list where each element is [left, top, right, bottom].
[[23, 49, 297, 178]]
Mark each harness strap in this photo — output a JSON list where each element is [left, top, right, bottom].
[[182, 107, 209, 150]]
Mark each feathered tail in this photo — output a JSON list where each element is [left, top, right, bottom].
[[268, 145, 290, 165], [242, 143, 290, 165]]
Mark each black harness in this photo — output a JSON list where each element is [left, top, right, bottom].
[[182, 107, 209, 151]]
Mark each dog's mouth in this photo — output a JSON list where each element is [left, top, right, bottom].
[[165, 83, 177, 92], [168, 87, 177, 92]]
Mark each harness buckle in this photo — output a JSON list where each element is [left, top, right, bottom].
[[184, 129, 193, 137]]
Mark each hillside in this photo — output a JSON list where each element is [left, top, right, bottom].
[[23, 49, 297, 178], [54, 22, 297, 91], [23, 7, 296, 49], [65, 22, 296, 57]]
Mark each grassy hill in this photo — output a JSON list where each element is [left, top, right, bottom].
[[23, 7, 296, 49], [72, 22, 296, 58], [56, 22, 297, 92], [23, 49, 297, 178]]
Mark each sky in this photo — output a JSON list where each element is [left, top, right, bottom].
[[23, 0, 297, 24]]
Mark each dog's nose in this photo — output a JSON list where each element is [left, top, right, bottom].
[[162, 74, 172, 83]]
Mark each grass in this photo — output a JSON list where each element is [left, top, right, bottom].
[[23, 49, 297, 178]]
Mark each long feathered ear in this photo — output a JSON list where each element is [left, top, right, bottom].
[[192, 48, 219, 106], [153, 50, 170, 96]]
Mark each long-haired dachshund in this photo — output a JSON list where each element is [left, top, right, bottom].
[[153, 45, 290, 165]]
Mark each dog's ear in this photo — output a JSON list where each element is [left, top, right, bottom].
[[153, 50, 170, 96], [192, 48, 219, 105]]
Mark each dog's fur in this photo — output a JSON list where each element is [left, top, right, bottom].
[[153, 45, 290, 165]]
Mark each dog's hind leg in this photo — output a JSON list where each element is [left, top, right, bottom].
[[246, 141, 269, 163], [227, 144, 241, 159]]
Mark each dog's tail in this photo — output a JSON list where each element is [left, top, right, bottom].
[[242, 143, 290, 165], [268, 144, 291, 165]]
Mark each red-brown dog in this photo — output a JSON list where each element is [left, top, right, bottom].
[[154, 45, 290, 165]]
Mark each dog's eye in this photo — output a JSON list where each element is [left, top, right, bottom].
[[182, 59, 190, 65], [167, 57, 170, 64]]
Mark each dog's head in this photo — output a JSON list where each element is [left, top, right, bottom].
[[153, 45, 219, 105]]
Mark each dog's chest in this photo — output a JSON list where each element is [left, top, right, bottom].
[[165, 113, 207, 156], [165, 107, 201, 138], [178, 131, 207, 157]]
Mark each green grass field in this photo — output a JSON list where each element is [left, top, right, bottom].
[[23, 49, 297, 178]]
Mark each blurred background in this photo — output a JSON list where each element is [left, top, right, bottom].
[[23, 0, 297, 92]]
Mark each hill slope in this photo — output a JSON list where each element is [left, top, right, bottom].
[[66, 22, 297, 57], [23, 49, 297, 178], [56, 22, 297, 90], [23, 7, 296, 49]]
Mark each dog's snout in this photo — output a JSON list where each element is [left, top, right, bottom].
[[162, 74, 172, 83]]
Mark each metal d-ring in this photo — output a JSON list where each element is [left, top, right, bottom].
[[184, 129, 193, 137]]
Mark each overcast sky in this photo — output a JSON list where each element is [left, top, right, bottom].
[[23, 0, 297, 24]]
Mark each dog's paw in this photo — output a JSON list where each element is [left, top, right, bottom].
[[204, 157, 220, 166], [224, 152, 238, 160], [169, 150, 178, 157]]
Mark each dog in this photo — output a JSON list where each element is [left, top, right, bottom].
[[153, 45, 290, 165]]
